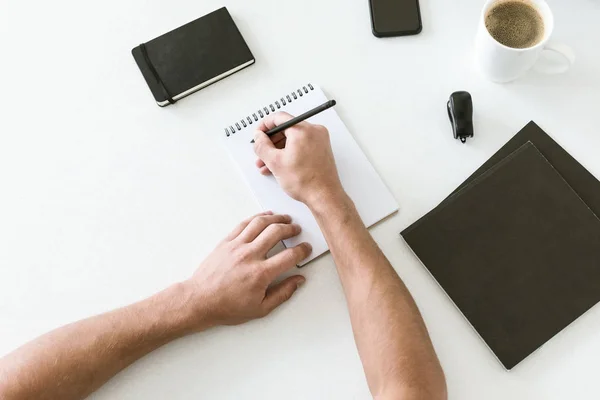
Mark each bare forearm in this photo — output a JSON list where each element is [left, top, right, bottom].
[[310, 192, 446, 399], [0, 212, 309, 400], [0, 283, 199, 400]]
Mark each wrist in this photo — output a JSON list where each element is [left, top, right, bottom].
[[307, 188, 353, 218], [304, 184, 348, 212], [153, 282, 216, 336]]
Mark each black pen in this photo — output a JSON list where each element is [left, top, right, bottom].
[[250, 100, 337, 143]]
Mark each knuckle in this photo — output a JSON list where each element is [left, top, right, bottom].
[[276, 223, 291, 234], [287, 224, 300, 237], [315, 126, 328, 136], [280, 248, 299, 265], [298, 125, 311, 136], [222, 238, 236, 250], [233, 247, 254, 264], [291, 246, 305, 260], [277, 213, 291, 222], [235, 218, 250, 231], [267, 222, 285, 235], [242, 216, 255, 225], [244, 215, 258, 226], [254, 215, 270, 226], [277, 223, 296, 237], [236, 219, 248, 228], [232, 252, 247, 266]]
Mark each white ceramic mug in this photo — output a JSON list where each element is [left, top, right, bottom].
[[475, 0, 575, 83]]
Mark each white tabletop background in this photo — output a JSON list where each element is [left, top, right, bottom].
[[1, 0, 600, 398]]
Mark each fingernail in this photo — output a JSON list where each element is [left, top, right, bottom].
[[304, 242, 313, 252], [283, 214, 292, 222], [293, 223, 302, 232], [296, 278, 306, 288], [264, 210, 273, 215]]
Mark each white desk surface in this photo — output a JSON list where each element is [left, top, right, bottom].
[[1, 0, 599, 399]]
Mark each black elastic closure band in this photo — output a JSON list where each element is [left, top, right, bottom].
[[139, 43, 176, 105]]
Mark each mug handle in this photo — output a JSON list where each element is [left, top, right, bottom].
[[533, 42, 575, 74]]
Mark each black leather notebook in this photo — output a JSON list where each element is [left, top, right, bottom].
[[402, 140, 600, 370], [132, 7, 255, 106]]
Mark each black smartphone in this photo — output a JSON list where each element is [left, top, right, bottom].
[[368, 0, 422, 37]]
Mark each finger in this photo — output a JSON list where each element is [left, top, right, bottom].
[[265, 242, 312, 276], [254, 223, 302, 255], [274, 137, 287, 149], [237, 214, 292, 243], [261, 275, 306, 316], [255, 159, 271, 175], [224, 211, 273, 241], [259, 166, 272, 176], [270, 132, 286, 143], [256, 112, 294, 132], [255, 132, 283, 168], [256, 159, 273, 175], [253, 130, 278, 162]]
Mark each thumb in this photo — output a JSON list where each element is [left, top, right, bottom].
[[253, 130, 277, 162], [262, 276, 305, 316]]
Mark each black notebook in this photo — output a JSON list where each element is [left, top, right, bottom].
[[446, 121, 600, 216], [402, 133, 600, 370], [132, 7, 255, 106]]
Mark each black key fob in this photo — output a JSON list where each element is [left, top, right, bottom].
[[447, 91, 474, 143]]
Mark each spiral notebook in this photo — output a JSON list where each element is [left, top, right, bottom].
[[222, 84, 398, 266]]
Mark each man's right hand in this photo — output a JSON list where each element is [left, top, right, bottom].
[[253, 112, 345, 208]]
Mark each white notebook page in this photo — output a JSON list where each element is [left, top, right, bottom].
[[222, 84, 398, 265]]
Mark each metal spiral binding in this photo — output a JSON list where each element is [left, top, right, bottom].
[[224, 84, 315, 137]]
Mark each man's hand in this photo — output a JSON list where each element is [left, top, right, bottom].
[[253, 112, 344, 207], [184, 211, 312, 330], [254, 113, 447, 398], [0, 212, 312, 400]]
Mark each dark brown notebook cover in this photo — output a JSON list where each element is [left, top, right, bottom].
[[404, 121, 600, 237], [450, 121, 600, 216], [402, 142, 600, 369]]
